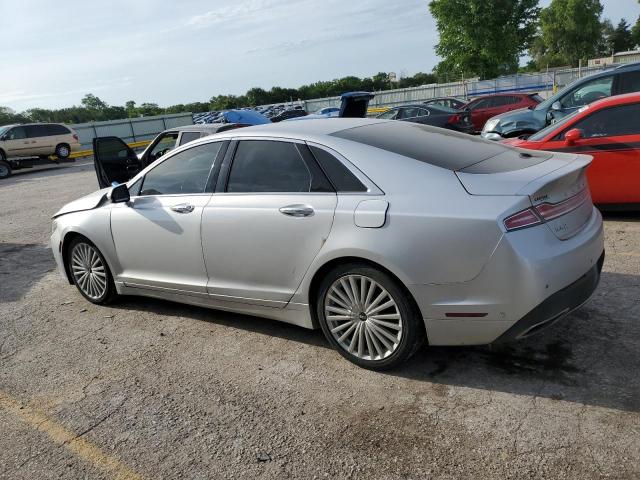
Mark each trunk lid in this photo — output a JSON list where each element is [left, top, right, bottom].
[[456, 148, 594, 240]]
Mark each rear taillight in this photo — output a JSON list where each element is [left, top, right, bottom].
[[535, 189, 589, 221], [73, 134, 79, 141], [504, 188, 590, 232], [448, 114, 462, 124], [504, 208, 542, 231]]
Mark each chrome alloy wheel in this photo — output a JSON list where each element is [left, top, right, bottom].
[[324, 274, 403, 361], [57, 145, 70, 157], [71, 243, 107, 300], [0, 164, 9, 177]]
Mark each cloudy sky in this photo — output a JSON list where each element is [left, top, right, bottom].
[[1, 0, 638, 112]]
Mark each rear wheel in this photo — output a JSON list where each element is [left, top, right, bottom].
[[67, 237, 117, 304], [0, 157, 11, 179], [316, 263, 425, 370], [55, 143, 70, 159]]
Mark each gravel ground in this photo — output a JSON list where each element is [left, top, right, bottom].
[[0, 161, 639, 479]]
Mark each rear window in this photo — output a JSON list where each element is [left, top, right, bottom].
[[330, 121, 508, 170]]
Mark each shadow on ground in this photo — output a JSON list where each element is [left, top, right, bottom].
[[0, 243, 56, 302], [0, 161, 94, 186], [109, 270, 640, 414]]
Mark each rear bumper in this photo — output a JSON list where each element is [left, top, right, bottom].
[[410, 206, 605, 345], [493, 250, 604, 343]]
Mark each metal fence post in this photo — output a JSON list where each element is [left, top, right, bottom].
[[130, 119, 136, 143]]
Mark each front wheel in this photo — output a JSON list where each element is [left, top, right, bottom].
[[67, 238, 117, 304], [316, 264, 425, 370], [0, 158, 11, 179], [55, 143, 71, 159]]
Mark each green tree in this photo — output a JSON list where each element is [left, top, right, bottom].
[[598, 19, 615, 55], [429, 0, 540, 79], [633, 1, 640, 48], [0, 106, 30, 125], [80, 93, 108, 111], [530, 0, 604, 68], [125, 100, 137, 117], [136, 103, 163, 117], [610, 19, 635, 53]]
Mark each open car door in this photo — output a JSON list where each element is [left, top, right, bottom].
[[92, 137, 142, 188]]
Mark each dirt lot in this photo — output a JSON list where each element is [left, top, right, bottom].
[[0, 161, 638, 479]]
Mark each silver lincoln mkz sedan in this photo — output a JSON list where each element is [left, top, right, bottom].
[[51, 119, 604, 370]]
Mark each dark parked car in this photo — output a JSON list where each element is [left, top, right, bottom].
[[423, 97, 467, 110], [270, 109, 308, 122], [461, 93, 542, 132], [482, 62, 640, 139], [375, 104, 473, 133]]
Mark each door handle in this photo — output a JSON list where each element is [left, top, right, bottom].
[[170, 203, 195, 214], [279, 204, 314, 217]]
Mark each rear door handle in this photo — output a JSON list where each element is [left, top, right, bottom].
[[279, 204, 314, 217], [170, 203, 195, 214]]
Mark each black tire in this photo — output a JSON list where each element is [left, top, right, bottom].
[[67, 237, 117, 305], [0, 158, 11, 179], [55, 143, 71, 159], [316, 263, 425, 370]]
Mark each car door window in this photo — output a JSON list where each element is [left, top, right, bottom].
[[618, 71, 640, 94], [377, 109, 399, 119], [400, 107, 420, 118], [148, 132, 179, 161], [561, 76, 613, 108], [564, 103, 640, 139], [7, 127, 26, 140], [26, 125, 52, 138], [470, 99, 490, 110], [178, 131, 201, 146], [492, 96, 513, 108], [227, 140, 312, 193], [140, 142, 222, 196]]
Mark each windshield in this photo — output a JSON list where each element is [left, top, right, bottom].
[[535, 71, 613, 111], [528, 107, 585, 141], [0, 125, 14, 136]]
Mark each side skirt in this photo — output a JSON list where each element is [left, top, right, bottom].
[[115, 281, 315, 329]]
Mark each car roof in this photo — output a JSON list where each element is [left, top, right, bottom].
[[160, 123, 231, 134], [205, 118, 382, 140], [470, 92, 532, 99]]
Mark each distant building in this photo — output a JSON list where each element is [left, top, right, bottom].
[[589, 49, 640, 67]]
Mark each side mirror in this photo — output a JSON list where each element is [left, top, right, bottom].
[[109, 183, 130, 203], [564, 128, 582, 145], [551, 101, 562, 111], [0, 135, 7, 141]]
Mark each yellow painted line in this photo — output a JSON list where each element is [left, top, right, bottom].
[[69, 140, 152, 159], [0, 391, 144, 480], [367, 107, 389, 113]]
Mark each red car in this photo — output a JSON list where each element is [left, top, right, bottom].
[[462, 93, 542, 132], [503, 92, 640, 207]]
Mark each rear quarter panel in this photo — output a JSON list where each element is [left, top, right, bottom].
[[292, 139, 526, 304]]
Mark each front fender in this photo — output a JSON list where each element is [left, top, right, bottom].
[[56, 207, 121, 281]]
